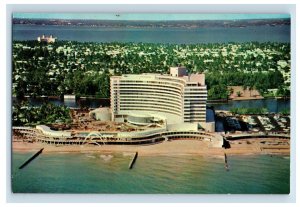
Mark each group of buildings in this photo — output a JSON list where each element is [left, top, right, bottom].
[[14, 65, 290, 147], [14, 66, 224, 147]]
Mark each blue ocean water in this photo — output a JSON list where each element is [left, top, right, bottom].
[[12, 24, 290, 44], [12, 152, 290, 194]]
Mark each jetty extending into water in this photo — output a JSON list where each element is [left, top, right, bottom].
[[224, 153, 229, 171], [128, 152, 138, 169], [18, 148, 44, 169]]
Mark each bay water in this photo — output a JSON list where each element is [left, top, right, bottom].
[[13, 97, 290, 113], [12, 24, 290, 44]]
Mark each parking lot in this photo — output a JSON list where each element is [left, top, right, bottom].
[[216, 112, 290, 133]]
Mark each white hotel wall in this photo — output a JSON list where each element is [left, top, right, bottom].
[[110, 67, 207, 126], [111, 73, 186, 124]]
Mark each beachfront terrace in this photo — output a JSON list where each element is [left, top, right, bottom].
[[13, 124, 223, 148]]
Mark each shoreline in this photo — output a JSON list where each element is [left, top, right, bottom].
[[229, 97, 264, 101], [12, 140, 290, 157]]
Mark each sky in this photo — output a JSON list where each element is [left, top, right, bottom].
[[13, 13, 290, 21]]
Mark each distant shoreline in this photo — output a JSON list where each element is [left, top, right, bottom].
[[12, 18, 290, 29]]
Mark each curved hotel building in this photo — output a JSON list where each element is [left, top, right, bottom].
[[110, 67, 208, 128]]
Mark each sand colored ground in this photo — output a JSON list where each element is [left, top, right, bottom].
[[12, 139, 289, 156], [228, 86, 263, 100]]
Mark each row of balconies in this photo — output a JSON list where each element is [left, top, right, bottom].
[[119, 107, 182, 117], [114, 87, 182, 95], [119, 103, 182, 113], [119, 97, 182, 105], [119, 92, 182, 98], [115, 83, 184, 92], [118, 80, 184, 87]]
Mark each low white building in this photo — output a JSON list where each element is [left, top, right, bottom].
[[36, 125, 71, 137], [37, 35, 56, 43]]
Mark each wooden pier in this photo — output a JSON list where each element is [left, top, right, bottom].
[[19, 148, 44, 169], [224, 153, 229, 171], [128, 152, 138, 169]]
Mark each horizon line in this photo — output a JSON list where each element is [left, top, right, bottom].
[[13, 13, 290, 21]]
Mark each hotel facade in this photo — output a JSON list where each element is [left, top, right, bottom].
[[110, 67, 207, 127]]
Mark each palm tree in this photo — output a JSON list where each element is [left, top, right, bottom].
[[248, 86, 253, 97], [229, 87, 234, 95]]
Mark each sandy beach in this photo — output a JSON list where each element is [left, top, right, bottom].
[[12, 139, 290, 156]]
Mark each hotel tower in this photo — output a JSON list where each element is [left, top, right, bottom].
[[110, 67, 207, 127]]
